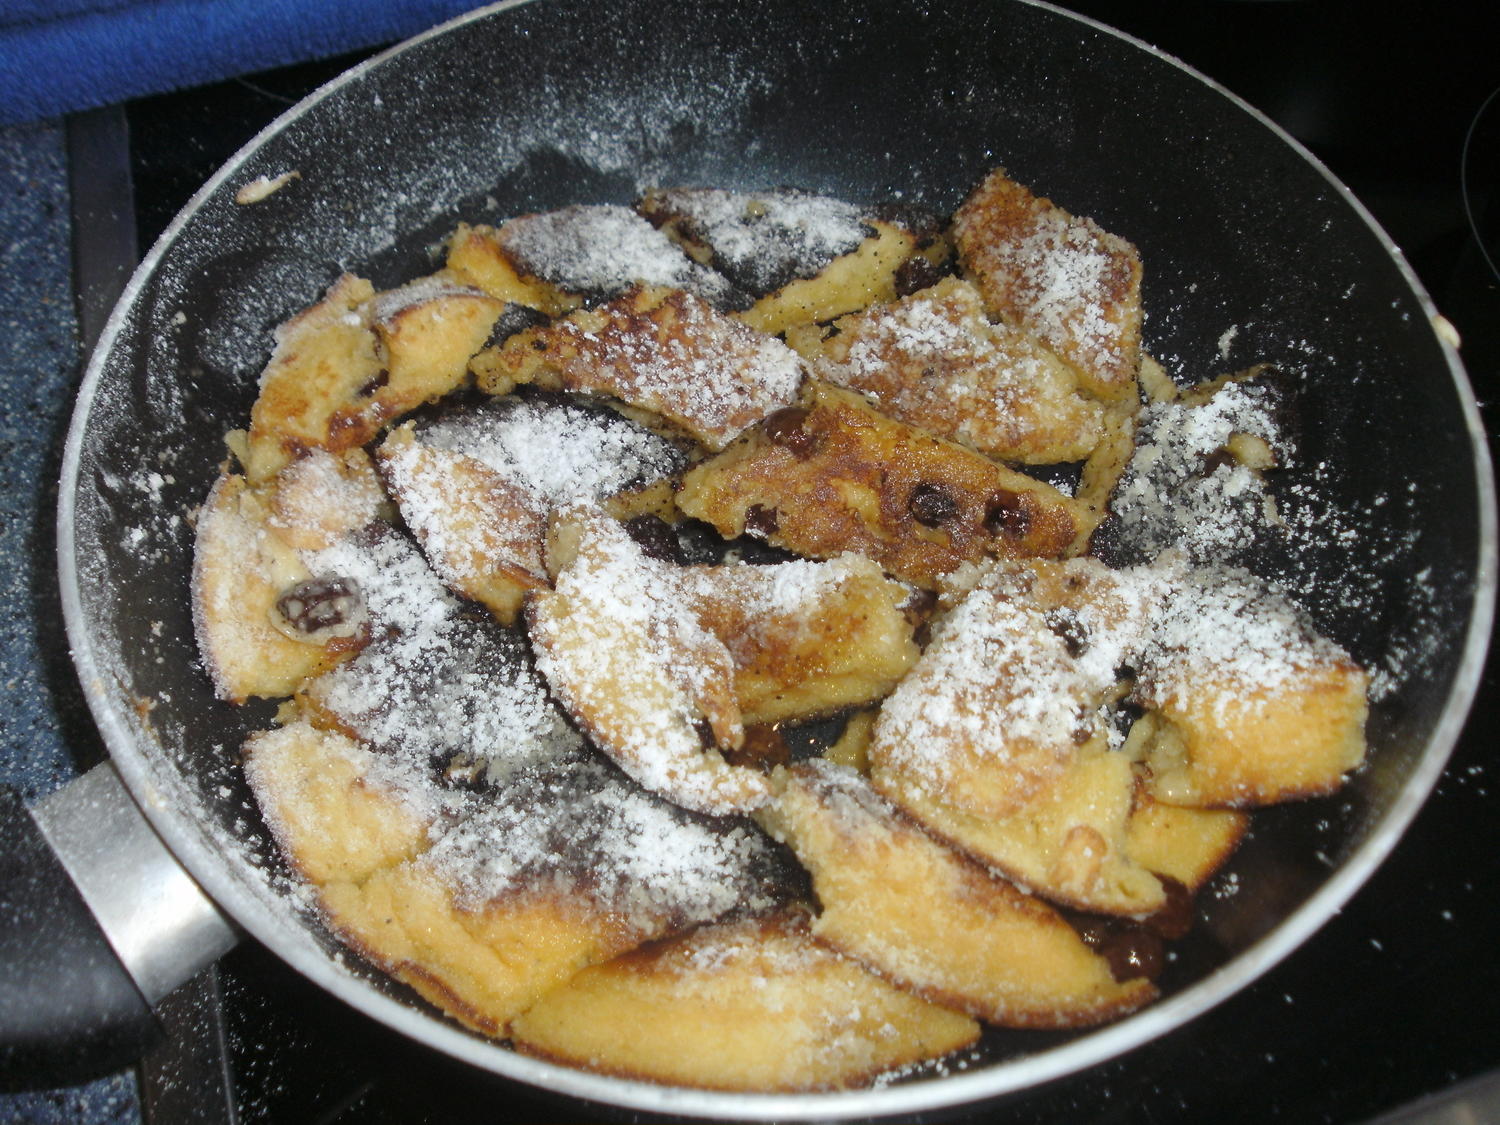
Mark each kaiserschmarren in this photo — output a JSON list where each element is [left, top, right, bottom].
[[192, 169, 1368, 1091]]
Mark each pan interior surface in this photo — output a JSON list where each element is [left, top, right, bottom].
[[57, 0, 1493, 1117]]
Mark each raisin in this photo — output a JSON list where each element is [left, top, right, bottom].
[[904, 588, 939, 647], [1044, 607, 1089, 658], [274, 577, 364, 639], [908, 482, 959, 527], [356, 369, 390, 398], [983, 489, 1031, 539], [744, 504, 780, 537], [623, 514, 686, 564], [761, 407, 820, 458], [902, 587, 938, 624], [1199, 447, 1236, 476], [723, 725, 791, 771]]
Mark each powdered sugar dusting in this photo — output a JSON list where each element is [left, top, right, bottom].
[[1272, 462, 1432, 702], [876, 552, 1355, 796], [245, 719, 467, 852], [809, 279, 1103, 462], [1108, 376, 1294, 564], [298, 522, 579, 781], [873, 560, 1156, 793], [306, 615, 581, 785], [380, 395, 687, 592], [1135, 559, 1349, 718], [797, 756, 902, 835], [422, 754, 785, 924], [644, 187, 870, 295], [531, 508, 760, 812], [500, 205, 738, 305], [368, 274, 489, 322], [421, 394, 687, 507], [533, 510, 900, 813], [670, 912, 829, 982], [548, 287, 805, 449], [955, 173, 1140, 391], [1006, 218, 1124, 372], [677, 550, 890, 650], [302, 522, 455, 641]]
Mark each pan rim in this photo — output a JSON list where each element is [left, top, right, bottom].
[[54, 0, 1498, 1116]]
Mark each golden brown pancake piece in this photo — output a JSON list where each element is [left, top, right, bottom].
[[511, 908, 979, 1091], [789, 277, 1106, 464], [954, 167, 1142, 404], [677, 380, 1097, 589], [757, 761, 1157, 1027]]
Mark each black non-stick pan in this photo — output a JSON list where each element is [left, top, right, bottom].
[[5, 0, 1494, 1117]]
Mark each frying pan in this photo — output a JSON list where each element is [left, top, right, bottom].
[[3, 0, 1492, 1116]]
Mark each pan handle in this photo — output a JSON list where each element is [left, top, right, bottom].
[[0, 763, 239, 1090]]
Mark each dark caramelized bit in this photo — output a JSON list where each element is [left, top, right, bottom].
[[485, 302, 552, 348], [1070, 709, 1096, 745], [908, 482, 959, 528], [901, 587, 939, 639], [1143, 876, 1196, 940], [1072, 916, 1165, 983], [777, 712, 854, 761], [728, 534, 803, 567], [892, 253, 950, 298], [744, 504, 780, 537], [273, 577, 366, 640], [983, 489, 1032, 539], [761, 406, 820, 458], [666, 518, 734, 565]]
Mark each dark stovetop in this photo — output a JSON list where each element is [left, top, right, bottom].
[[42, 2, 1500, 1121]]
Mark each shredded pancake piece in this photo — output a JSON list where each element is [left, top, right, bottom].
[[377, 394, 687, 621], [954, 167, 1142, 403], [638, 187, 874, 297], [510, 907, 980, 1091], [757, 761, 1158, 1027], [789, 277, 1106, 464], [530, 507, 917, 814], [473, 285, 805, 449], [868, 557, 1158, 820]]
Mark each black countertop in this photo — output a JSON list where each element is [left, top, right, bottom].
[[1, 1, 1495, 1120]]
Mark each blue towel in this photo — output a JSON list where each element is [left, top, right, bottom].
[[0, 0, 488, 126]]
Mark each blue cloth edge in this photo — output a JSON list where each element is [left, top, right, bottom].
[[0, 0, 486, 126]]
